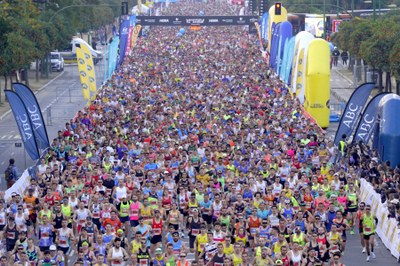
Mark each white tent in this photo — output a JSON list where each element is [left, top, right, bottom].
[[131, 4, 150, 15], [71, 37, 102, 57]]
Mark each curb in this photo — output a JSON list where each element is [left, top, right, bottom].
[[334, 68, 354, 86], [0, 70, 66, 121], [331, 90, 345, 103]]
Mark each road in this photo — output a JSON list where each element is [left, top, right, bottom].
[[0, 55, 106, 191], [329, 63, 399, 265], [0, 49, 398, 265]]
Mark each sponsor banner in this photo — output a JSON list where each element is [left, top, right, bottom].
[[261, 12, 269, 41], [80, 44, 97, 97], [333, 83, 375, 145], [4, 90, 40, 160], [353, 92, 389, 144], [126, 15, 136, 56], [135, 16, 259, 26], [118, 16, 131, 66], [254, 22, 262, 47], [332, 19, 343, 33], [4, 169, 30, 201], [131, 25, 142, 49], [107, 36, 120, 80], [360, 179, 400, 259], [12, 83, 50, 151], [76, 47, 90, 100]]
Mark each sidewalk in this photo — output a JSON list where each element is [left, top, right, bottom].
[[331, 62, 381, 103], [0, 70, 63, 120], [330, 62, 356, 104]]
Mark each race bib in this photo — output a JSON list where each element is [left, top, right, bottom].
[[192, 229, 199, 235], [139, 259, 148, 265], [59, 239, 67, 245], [153, 228, 161, 235], [112, 259, 122, 265], [41, 232, 49, 238]]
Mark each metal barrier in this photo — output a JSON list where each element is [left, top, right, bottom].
[[330, 103, 344, 116]]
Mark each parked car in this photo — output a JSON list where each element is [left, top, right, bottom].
[[50, 52, 64, 72]]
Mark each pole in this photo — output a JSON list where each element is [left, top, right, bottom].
[[323, 0, 326, 38], [373, 0, 376, 20], [351, 0, 355, 18], [336, 0, 339, 17], [378, 0, 381, 16]]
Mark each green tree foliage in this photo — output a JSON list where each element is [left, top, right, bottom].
[[0, 0, 120, 79], [331, 13, 400, 93]]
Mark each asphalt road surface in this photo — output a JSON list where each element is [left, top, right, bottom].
[[0, 57, 106, 191], [0, 48, 398, 265]]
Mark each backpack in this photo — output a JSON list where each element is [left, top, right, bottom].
[[4, 165, 14, 182]]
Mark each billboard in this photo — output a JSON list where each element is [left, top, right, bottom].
[[305, 15, 325, 37]]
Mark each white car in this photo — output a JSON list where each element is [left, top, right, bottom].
[[50, 52, 64, 72]]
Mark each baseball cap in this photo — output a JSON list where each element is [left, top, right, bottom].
[[155, 248, 163, 254], [49, 245, 57, 251]]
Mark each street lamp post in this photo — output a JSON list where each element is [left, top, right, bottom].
[[336, 0, 339, 17], [323, 0, 326, 38]]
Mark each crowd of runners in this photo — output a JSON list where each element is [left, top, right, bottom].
[[1, 1, 396, 266]]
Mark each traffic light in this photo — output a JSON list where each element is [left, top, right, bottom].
[[274, 2, 282, 15], [121, 1, 129, 15]]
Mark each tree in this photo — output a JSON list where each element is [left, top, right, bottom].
[[359, 19, 400, 92], [389, 42, 400, 95]]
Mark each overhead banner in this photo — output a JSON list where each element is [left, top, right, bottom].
[[333, 83, 375, 145], [118, 16, 131, 66], [80, 44, 97, 96], [12, 83, 50, 151], [353, 92, 389, 144], [135, 16, 258, 26], [130, 25, 142, 49], [107, 36, 120, 80], [5, 90, 40, 161], [76, 47, 90, 100]]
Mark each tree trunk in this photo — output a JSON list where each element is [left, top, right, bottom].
[[386, 72, 392, 92], [25, 67, 29, 87], [397, 80, 400, 95], [378, 69, 383, 92], [4, 75, 7, 91], [35, 59, 39, 82]]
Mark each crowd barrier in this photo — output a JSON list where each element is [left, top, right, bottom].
[[4, 169, 30, 201], [360, 178, 400, 259]]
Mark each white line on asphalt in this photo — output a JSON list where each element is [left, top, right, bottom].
[[42, 88, 69, 112], [0, 71, 66, 121]]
